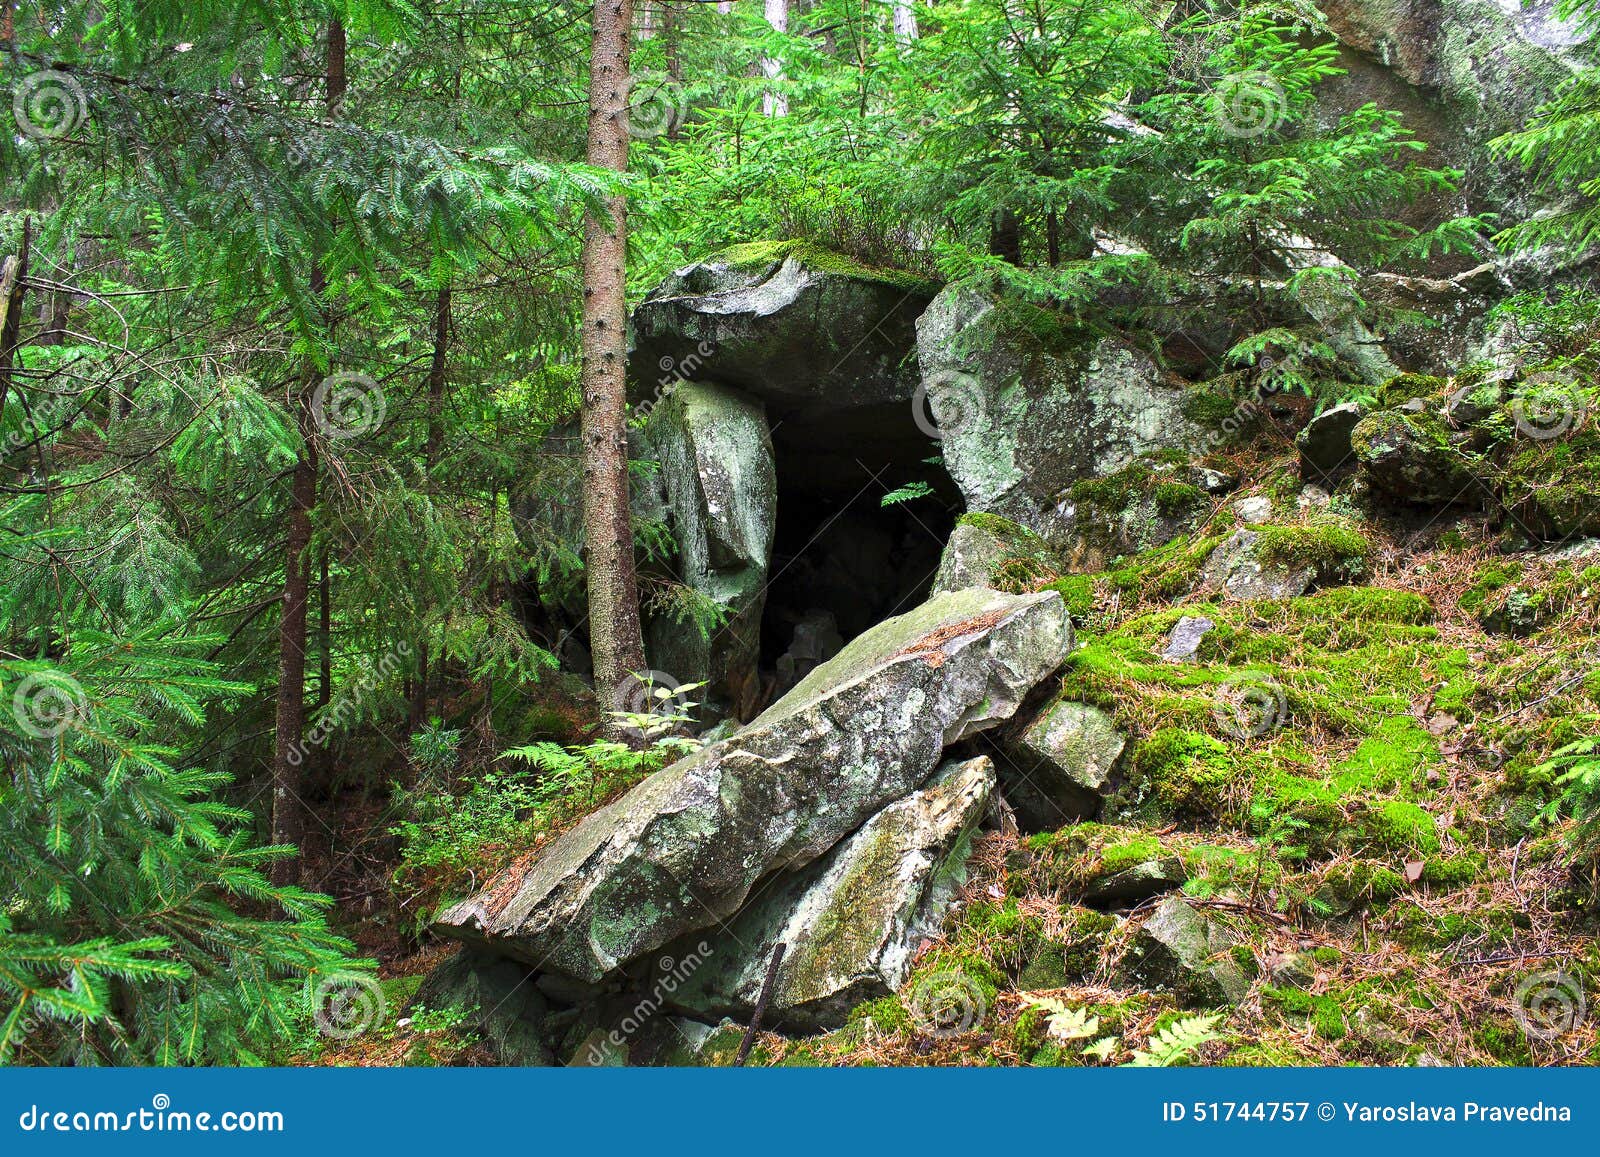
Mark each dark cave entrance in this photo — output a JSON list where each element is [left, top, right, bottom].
[[758, 401, 961, 682]]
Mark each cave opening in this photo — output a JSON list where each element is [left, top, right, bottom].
[[757, 401, 962, 692]]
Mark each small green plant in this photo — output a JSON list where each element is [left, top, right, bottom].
[[1124, 1014, 1223, 1067], [1534, 722, 1600, 870]]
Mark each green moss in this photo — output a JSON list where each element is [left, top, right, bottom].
[[1377, 373, 1447, 408], [1255, 520, 1373, 577], [1182, 384, 1253, 430], [711, 239, 935, 293], [1266, 985, 1347, 1040], [1040, 574, 1096, 621], [1153, 481, 1207, 516], [1132, 728, 1237, 816]]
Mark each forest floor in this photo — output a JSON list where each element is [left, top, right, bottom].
[[297, 439, 1600, 1068]]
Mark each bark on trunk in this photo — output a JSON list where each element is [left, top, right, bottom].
[[270, 18, 345, 886], [580, 0, 648, 722], [762, 0, 788, 117]]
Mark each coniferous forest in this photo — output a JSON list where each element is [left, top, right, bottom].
[[6, 0, 1600, 1074]]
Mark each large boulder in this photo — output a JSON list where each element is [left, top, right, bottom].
[[667, 756, 996, 1031], [640, 381, 776, 701], [915, 286, 1203, 547], [629, 243, 934, 414], [434, 587, 1071, 981], [1297, 401, 1368, 484]]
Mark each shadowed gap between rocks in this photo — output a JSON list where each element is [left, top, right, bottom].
[[759, 402, 960, 680]]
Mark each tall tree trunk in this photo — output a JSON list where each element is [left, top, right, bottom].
[[0, 218, 31, 423], [762, 0, 788, 117], [580, 0, 648, 722], [271, 17, 344, 886], [664, 3, 682, 140], [893, 0, 918, 45]]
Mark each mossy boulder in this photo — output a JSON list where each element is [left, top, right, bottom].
[[629, 243, 933, 412], [915, 286, 1202, 548], [1351, 409, 1485, 505], [665, 756, 995, 1031], [434, 587, 1071, 981], [931, 513, 1058, 594], [998, 700, 1126, 830], [413, 949, 553, 1066]]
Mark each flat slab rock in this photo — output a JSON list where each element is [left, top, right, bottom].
[[434, 588, 1071, 982], [629, 250, 931, 411], [667, 755, 996, 1031]]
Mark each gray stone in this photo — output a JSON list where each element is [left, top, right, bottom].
[[1083, 857, 1187, 905], [434, 588, 1071, 981], [930, 515, 1054, 594], [1296, 402, 1367, 483], [641, 382, 776, 701], [629, 248, 931, 412], [414, 949, 553, 1066], [1123, 897, 1251, 1007], [915, 286, 1202, 546], [1199, 529, 1316, 602], [1233, 496, 1272, 525], [998, 700, 1125, 830], [1162, 616, 1215, 662], [668, 756, 995, 1031]]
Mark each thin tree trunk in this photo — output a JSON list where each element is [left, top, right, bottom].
[[580, 0, 648, 723], [0, 218, 31, 423], [271, 18, 344, 886], [989, 208, 1022, 265], [411, 285, 451, 742]]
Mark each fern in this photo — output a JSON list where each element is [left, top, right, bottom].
[[1124, 1015, 1224, 1067]]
